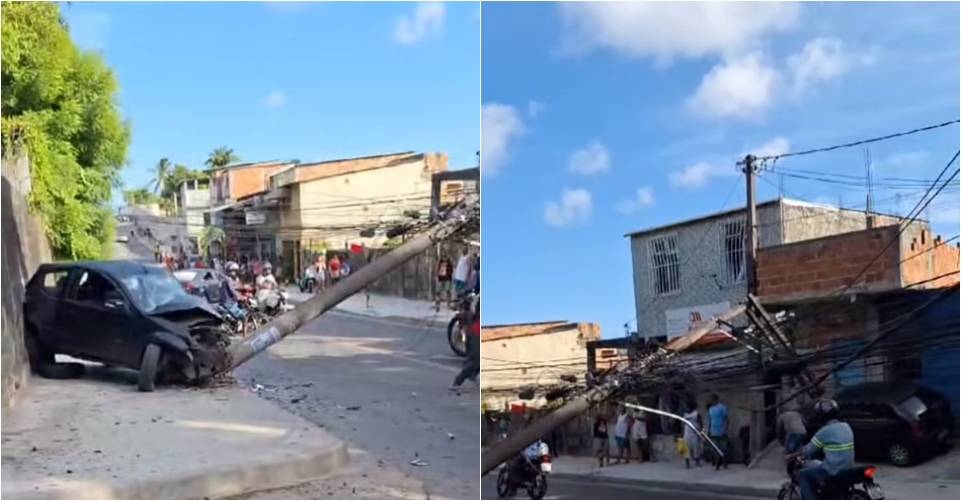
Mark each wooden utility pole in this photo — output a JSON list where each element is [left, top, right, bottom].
[[743, 155, 758, 295]]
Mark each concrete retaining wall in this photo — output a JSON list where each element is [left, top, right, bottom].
[[1, 153, 52, 409]]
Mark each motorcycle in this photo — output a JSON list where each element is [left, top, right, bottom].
[[447, 292, 477, 357], [496, 441, 551, 500], [778, 456, 884, 500], [255, 288, 294, 318]]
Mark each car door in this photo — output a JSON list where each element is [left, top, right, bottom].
[[26, 266, 74, 347], [839, 401, 883, 459], [60, 269, 137, 366]]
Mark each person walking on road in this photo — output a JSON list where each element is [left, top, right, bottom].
[[613, 406, 632, 464], [706, 394, 729, 470], [593, 416, 610, 468], [452, 251, 470, 295], [683, 404, 703, 468], [633, 411, 651, 463], [450, 297, 480, 391], [778, 408, 807, 455]]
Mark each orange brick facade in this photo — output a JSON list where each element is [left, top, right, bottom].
[[900, 229, 960, 288], [758, 224, 959, 302]]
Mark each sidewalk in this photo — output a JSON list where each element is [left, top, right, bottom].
[[286, 287, 450, 328], [1, 364, 349, 499], [550, 455, 960, 500]]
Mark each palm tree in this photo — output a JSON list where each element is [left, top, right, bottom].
[[205, 147, 239, 170], [151, 158, 172, 194], [197, 225, 226, 259]]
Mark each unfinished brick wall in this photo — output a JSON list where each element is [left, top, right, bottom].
[[757, 226, 901, 302], [900, 228, 961, 288], [229, 163, 290, 200]]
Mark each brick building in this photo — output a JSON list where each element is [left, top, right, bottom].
[[626, 198, 903, 341]]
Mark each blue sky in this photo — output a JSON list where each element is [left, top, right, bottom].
[[60, 2, 480, 204], [481, 2, 960, 338]]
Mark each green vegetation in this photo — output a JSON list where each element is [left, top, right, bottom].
[[205, 147, 239, 169], [122, 188, 160, 206], [197, 225, 226, 259], [2, 2, 130, 260]]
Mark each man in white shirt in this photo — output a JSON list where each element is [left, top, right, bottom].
[[452, 252, 471, 295], [613, 406, 632, 464]]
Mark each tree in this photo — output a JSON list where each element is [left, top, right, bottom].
[[2, 2, 130, 260], [205, 147, 239, 170], [160, 163, 206, 200], [197, 225, 226, 259], [151, 158, 171, 194], [122, 188, 159, 206]]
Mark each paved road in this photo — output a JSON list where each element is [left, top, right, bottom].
[[234, 312, 478, 499], [113, 221, 153, 261], [480, 474, 767, 500]]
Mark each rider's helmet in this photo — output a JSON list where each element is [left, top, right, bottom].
[[263, 262, 273, 275], [226, 261, 240, 276], [814, 398, 840, 421]]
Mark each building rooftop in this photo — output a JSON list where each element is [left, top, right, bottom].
[[623, 197, 913, 239], [206, 160, 289, 173], [480, 321, 600, 342]]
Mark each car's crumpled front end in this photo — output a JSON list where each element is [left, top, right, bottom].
[[150, 308, 232, 384]]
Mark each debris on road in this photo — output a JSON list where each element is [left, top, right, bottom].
[[409, 458, 429, 467]]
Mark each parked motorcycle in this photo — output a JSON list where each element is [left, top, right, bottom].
[[777, 456, 884, 500], [496, 441, 551, 500], [447, 292, 477, 357]]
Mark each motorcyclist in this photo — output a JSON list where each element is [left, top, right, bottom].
[[787, 399, 855, 499], [255, 262, 281, 312]]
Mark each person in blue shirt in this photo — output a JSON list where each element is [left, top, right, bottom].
[[706, 394, 729, 470], [787, 399, 856, 500]]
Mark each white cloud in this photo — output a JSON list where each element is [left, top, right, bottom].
[[787, 37, 876, 94], [481, 103, 525, 176], [746, 137, 790, 158], [265, 91, 287, 108], [568, 141, 611, 175], [669, 162, 735, 189], [545, 188, 593, 227], [616, 187, 656, 214], [527, 100, 546, 118], [687, 53, 780, 120], [394, 2, 446, 45], [558, 2, 799, 64]]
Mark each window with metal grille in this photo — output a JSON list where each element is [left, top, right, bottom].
[[648, 234, 680, 295], [722, 220, 746, 284]]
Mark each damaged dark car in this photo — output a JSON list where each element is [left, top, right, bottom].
[[24, 261, 232, 391]]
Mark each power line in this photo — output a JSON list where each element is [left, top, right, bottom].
[[753, 119, 960, 162]]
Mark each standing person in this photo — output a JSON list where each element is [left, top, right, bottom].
[[328, 254, 341, 284], [301, 263, 317, 293], [314, 255, 326, 293], [632, 411, 651, 463], [435, 254, 453, 311], [452, 250, 470, 296], [706, 394, 729, 470], [593, 416, 610, 468], [614, 406, 632, 464], [683, 404, 703, 468], [449, 297, 480, 391], [778, 408, 807, 455]]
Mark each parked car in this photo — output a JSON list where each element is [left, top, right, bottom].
[[116, 234, 129, 243], [24, 261, 230, 391], [833, 382, 952, 466]]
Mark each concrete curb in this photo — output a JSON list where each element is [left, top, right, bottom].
[[549, 472, 779, 499], [5, 440, 350, 500], [286, 295, 449, 329]]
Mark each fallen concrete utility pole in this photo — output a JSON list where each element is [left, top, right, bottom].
[[480, 304, 745, 475], [222, 199, 478, 372]]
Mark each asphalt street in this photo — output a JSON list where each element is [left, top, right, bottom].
[[233, 308, 479, 499], [480, 474, 768, 500]]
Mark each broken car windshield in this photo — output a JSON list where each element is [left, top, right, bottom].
[[121, 272, 191, 313]]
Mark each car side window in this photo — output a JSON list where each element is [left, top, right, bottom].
[[73, 270, 123, 307], [41, 270, 70, 297]]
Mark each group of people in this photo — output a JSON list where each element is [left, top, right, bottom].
[[435, 250, 479, 310], [592, 407, 653, 467], [300, 254, 352, 294]]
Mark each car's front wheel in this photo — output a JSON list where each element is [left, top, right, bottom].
[[887, 441, 912, 466], [138, 344, 162, 392]]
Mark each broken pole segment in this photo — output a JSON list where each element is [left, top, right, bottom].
[[480, 304, 746, 475], [222, 199, 478, 372]]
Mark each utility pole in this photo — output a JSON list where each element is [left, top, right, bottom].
[[742, 155, 758, 295], [865, 148, 875, 229], [480, 305, 746, 475], [222, 199, 477, 372]]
